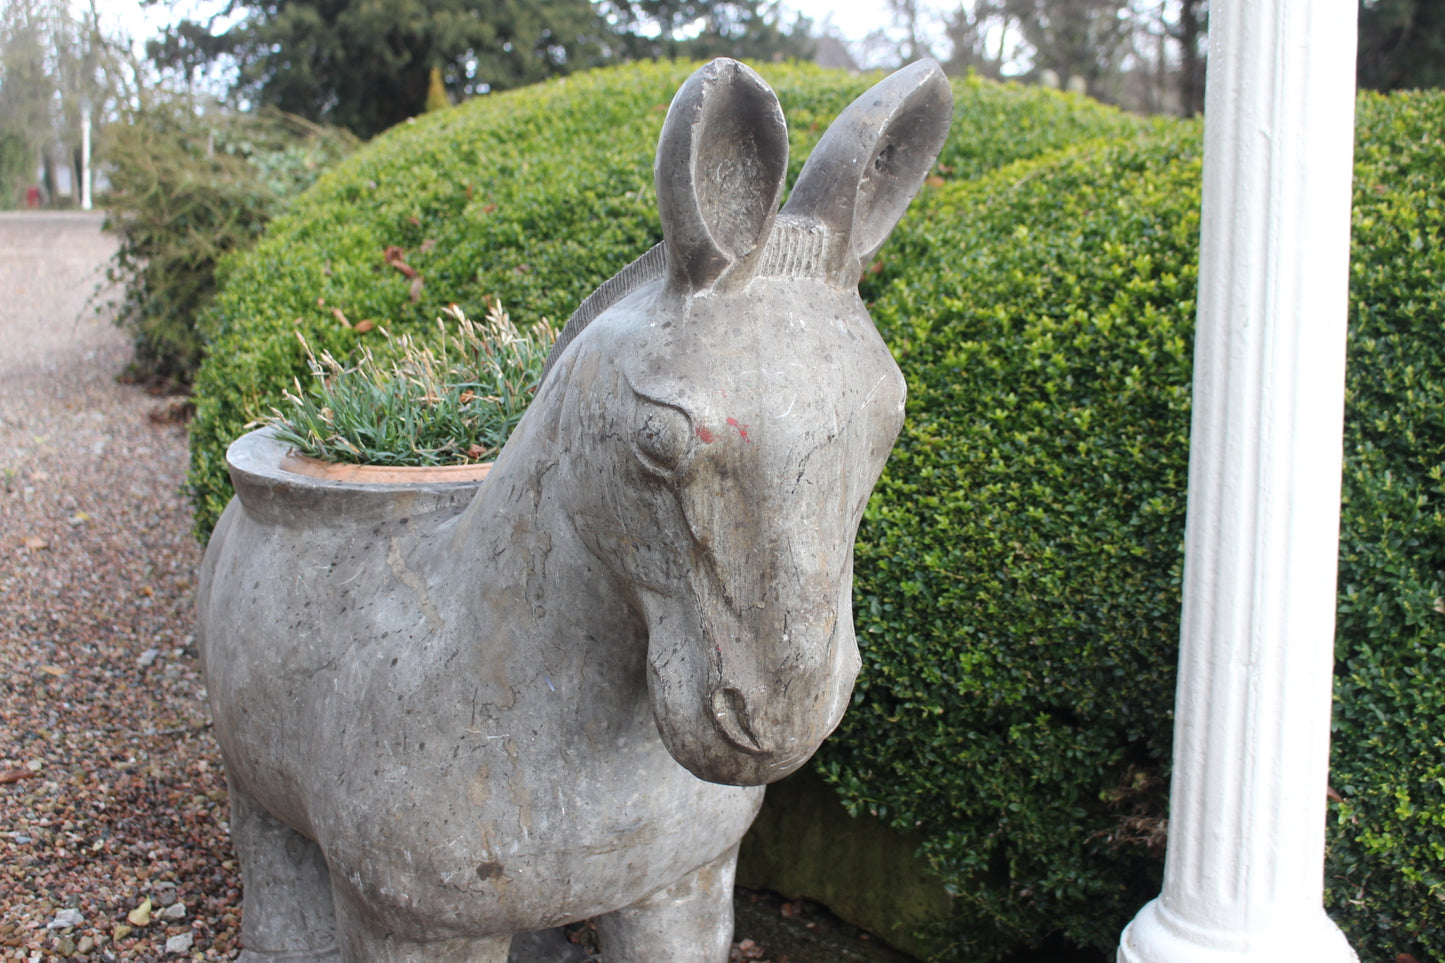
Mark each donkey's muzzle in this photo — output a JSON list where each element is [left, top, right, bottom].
[[710, 686, 766, 755]]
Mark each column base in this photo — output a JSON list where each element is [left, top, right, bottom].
[[1118, 897, 1357, 963]]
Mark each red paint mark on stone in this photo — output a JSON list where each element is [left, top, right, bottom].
[[695, 426, 716, 444], [727, 417, 750, 442]]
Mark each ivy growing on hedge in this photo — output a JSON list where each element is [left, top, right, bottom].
[[187, 62, 1444, 962]]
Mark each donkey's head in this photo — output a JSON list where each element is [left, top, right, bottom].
[[545, 59, 951, 785]]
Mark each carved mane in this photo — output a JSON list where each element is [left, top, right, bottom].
[[539, 218, 837, 388]]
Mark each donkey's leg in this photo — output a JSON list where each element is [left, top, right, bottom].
[[228, 782, 341, 962], [594, 844, 740, 963], [331, 885, 511, 963]]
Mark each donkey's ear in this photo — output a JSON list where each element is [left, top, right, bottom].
[[782, 59, 952, 282], [655, 59, 789, 294]]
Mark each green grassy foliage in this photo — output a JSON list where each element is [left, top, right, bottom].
[[265, 302, 554, 466], [188, 60, 1145, 539], [189, 61, 1445, 962]]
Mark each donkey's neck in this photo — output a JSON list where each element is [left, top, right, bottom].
[[438, 408, 648, 710]]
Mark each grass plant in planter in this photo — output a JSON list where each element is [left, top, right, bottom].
[[217, 300, 558, 628], [259, 301, 554, 483]]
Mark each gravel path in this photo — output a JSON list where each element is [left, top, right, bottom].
[[0, 213, 909, 963], [0, 213, 236, 961]]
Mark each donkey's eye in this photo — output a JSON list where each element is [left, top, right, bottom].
[[635, 403, 690, 474]]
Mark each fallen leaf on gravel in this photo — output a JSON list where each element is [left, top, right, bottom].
[[37, 664, 65, 676], [22, 535, 47, 550], [147, 400, 196, 425], [66, 511, 90, 525], [127, 897, 152, 927], [0, 768, 40, 784]]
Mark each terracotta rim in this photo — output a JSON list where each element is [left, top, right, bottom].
[[279, 451, 493, 484]]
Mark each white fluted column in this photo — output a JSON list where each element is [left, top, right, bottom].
[[1116, 2, 1359, 961]]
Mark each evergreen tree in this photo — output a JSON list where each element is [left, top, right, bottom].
[[424, 65, 449, 112], [1358, 0, 1445, 91], [1004, 0, 1135, 96], [150, 0, 608, 139], [598, 0, 812, 62]]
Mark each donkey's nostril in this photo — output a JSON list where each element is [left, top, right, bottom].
[[711, 687, 766, 755]]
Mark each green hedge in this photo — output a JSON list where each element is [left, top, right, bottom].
[[1326, 89, 1445, 958], [188, 61, 1445, 962], [187, 61, 1146, 538], [825, 127, 1202, 958], [820, 90, 1445, 960], [102, 101, 357, 383]]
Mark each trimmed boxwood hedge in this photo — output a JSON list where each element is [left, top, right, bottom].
[[189, 61, 1445, 962], [825, 90, 1445, 960], [187, 61, 1148, 538], [827, 128, 1203, 958], [1326, 89, 1445, 960]]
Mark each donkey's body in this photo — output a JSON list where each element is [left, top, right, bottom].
[[205, 425, 762, 958], [200, 59, 952, 962]]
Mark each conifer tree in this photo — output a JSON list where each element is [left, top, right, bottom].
[[151, 0, 608, 139]]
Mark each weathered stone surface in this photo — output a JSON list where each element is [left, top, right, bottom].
[[199, 57, 951, 963]]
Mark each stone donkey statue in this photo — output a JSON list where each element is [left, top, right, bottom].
[[199, 58, 952, 962]]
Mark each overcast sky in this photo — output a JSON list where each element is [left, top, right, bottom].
[[780, 0, 897, 42]]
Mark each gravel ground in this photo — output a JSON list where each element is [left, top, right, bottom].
[[0, 213, 908, 963], [0, 213, 231, 961]]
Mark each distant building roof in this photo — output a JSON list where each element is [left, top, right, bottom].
[[811, 36, 859, 73]]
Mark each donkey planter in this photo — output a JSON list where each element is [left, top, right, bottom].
[[199, 58, 952, 962]]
